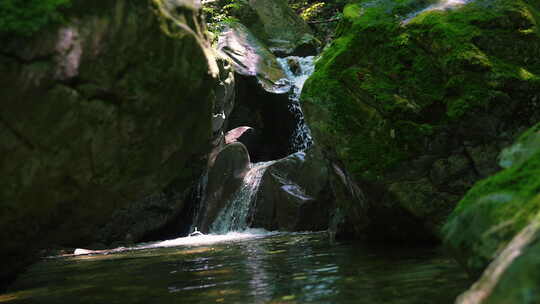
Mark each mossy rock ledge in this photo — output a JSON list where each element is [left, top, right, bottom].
[[446, 123, 540, 304], [301, 0, 540, 241], [0, 0, 221, 286]]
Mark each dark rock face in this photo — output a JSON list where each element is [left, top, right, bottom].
[[301, 0, 540, 242], [227, 74, 298, 162], [217, 22, 299, 162], [0, 0, 219, 285], [225, 126, 263, 158], [196, 143, 251, 233], [251, 148, 351, 232]]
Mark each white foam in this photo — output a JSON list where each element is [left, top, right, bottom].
[[73, 229, 275, 256], [150, 228, 275, 248]]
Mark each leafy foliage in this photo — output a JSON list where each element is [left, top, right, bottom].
[[300, 2, 326, 21], [202, 0, 250, 34], [0, 0, 71, 36]]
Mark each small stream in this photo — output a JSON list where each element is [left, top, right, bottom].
[[277, 56, 315, 152], [2, 232, 469, 303]]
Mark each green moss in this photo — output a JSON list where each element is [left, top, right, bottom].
[[0, 0, 71, 36], [302, 0, 540, 180], [443, 123, 540, 275]]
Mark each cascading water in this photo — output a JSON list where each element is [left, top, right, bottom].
[[205, 58, 316, 234], [277, 56, 316, 152], [210, 161, 276, 233]]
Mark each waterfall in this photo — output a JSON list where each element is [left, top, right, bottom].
[[277, 56, 316, 153], [210, 161, 275, 233], [203, 57, 317, 234]]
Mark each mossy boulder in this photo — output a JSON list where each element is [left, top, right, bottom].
[[302, 0, 540, 241], [0, 0, 218, 286], [444, 123, 540, 276], [455, 212, 540, 304]]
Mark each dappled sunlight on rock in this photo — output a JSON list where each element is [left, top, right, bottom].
[[403, 0, 474, 23]]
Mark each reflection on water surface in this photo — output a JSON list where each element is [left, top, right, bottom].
[[2, 232, 470, 303]]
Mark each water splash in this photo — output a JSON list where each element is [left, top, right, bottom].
[[210, 161, 276, 234], [277, 56, 316, 152], [71, 229, 275, 257], [403, 0, 473, 24]]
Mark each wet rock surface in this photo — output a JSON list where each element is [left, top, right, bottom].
[[252, 148, 345, 232], [197, 143, 251, 233], [217, 21, 290, 94]]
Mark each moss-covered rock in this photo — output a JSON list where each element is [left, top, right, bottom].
[[444, 122, 540, 276], [0, 0, 219, 286], [302, 0, 540, 241], [455, 212, 540, 304]]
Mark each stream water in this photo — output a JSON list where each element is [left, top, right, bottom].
[[277, 56, 315, 152], [2, 231, 470, 304], [210, 161, 276, 234]]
